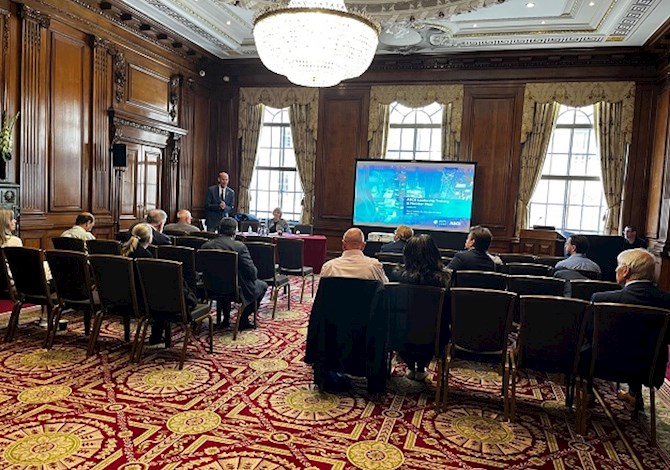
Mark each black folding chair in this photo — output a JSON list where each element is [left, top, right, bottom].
[[569, 280, 620, 301], [499, 253, 536, 264], [276, 238, 314, 303], [506, 263, 552, 276], [375, 252, 405, 264], [453, 270, 508, 290], [156, 245, 198, 296], [293, 224, 313, 235], [136, 259, 213, 369], [52, 237, 86, 252], [245, 242, 290, 318], [87, 239, 122, 255], [175, 236, 207, 251]]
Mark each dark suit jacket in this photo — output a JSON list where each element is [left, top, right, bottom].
[[205, 185, 235, 231], [380, 239, 407, 254], [151, 228, 172, 246], [624, 238, 647, 249], [446, 249, 495, 272], [201, 235, 267, 308]]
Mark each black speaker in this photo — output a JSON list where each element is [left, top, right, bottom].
[[112, 143, 127, 167]]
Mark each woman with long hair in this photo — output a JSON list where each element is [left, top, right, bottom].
[[0, 209, 21, 247], [394, 234, 451, 381], [121, 223, 153, 259]]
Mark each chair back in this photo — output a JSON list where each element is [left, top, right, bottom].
[[293, 224, 313, 235], [240, 220, 260, 233], [439, 248, 459, 258], [450, 288, 516, 353], [534, 256, 564, 267], [163, 229, 189, 237], [385, 283, 446, 356], [135, 259, 189, 323], [0, 249, 16, 301], [45, 250, 95, 306], [590, 303, 670, 388], [506, 262, 552, 276], [499, 253, 536, 264], [247, 235, 273, 243], [575, 269, 601, 280], [156, 245, 197, 293], [569, 280, 620, 301], [517, 295, 590, 374], [454, 270, 508, 290], [87, 239, 122, 255], [189, 231, 220, 240], [381, 262, 401, 281], [52, 237, 86, 252], [175, 236, 207, 251], [89, 255, 141, 317], [276, 238, 305, 270], [245, 242, 276, 281], [196, 249, 240, 301], [4, 247, 53, 306], [508, 275, 565, 296], [376, 252, 404, 264]]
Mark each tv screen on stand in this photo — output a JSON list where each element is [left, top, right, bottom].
[[353, 159, 477, 233]]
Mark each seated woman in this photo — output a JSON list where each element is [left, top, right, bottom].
[[393, 235, 451, 381], [268, 207, 290, 234], [121, 223, 154, 259], [0, 209, 22, 248]]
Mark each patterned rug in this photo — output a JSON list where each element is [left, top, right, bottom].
[[0, 277, 668, 469]]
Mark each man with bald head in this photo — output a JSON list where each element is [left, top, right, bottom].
[[320, 228, 388, 282], [164, 209, 201, 234]]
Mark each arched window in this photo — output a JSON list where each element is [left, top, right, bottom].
[[386, 102, 443, 161], [528, 105, 608, 234], [249, 107, 304, 222]]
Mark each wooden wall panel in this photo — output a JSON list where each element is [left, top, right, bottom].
[[119, 144, 138, 229], [91, 37, 113, 217], [127, 64, 169, 114], [646, 87, 668, 242], [49, 26, 89, 212], [460, 85, 524, 247], [190, 86, 212, 218]]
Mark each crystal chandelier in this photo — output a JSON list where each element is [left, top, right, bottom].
[[253, 0, 380, 88]]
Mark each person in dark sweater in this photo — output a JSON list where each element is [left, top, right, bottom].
[[623, 226, 647, 249], [446, 225, 496, 272], [380, 225, 414, 254]]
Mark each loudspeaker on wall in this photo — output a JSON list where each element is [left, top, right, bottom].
[[112, 143, 127, 167]]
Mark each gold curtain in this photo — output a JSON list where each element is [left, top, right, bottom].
[[368, 85, 463, 159], [594, 101, 628, 235], [289, 104, 317, 224], [238, 103, 264, 215], [515, 102, 560, 236], [239, 87, 319, 220]]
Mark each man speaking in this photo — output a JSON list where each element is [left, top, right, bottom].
[[205, 171, 235, 231]]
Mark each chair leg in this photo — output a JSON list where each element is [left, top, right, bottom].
[[123, 316, 131, 342], [650, 387, 657, 446], [129, 318, 143, 361], [86, 311, 104, 356], [271, 286, 279, 319], [287, 283, 291, 310], [179, 324, 191, 370], [502, 353, 509, 421], [509, 352, 517, 422], [310, 273, 314, 298], [83, 309, 91, 336], [434, 355, 443, 407], [300, 276, 306, 303], [134, 319, 150, 364], [232, 303, 242, 341], [4, 301, 23, 342], [46, 306, 64, 350], [442, 343, 454, 411], [208, 317, 213, 353]]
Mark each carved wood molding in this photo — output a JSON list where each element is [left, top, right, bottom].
[[169, 74, 181, 122], [113, 51, 126, 103], [109, 108, 187, 145], [17, 4, 50, 29]]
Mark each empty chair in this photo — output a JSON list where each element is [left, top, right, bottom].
[[3, 247, 57, 346], [89, 254, 143, 358], [135, 259, 213, 369], [293, 224, 313, 235], [443, 288, 517, 416], [569, 280, 620, 301], [577, 303, 670, 444], [163, 229, 189, 237], [175, 236, 207, 251], [575, 269, 602, 280], [245, 242, 290, 318], [506, 262, 552, 276], [239, 220, 260, 233], [439, 248, 459, 258], [453, 270, 508, 290], [510, 295, 590, 419], [276, 238, 314, 303], [87, 239, 122, 255], [375, 252, 405, 264], [45, 250, 99, 349], [51, 237, 86, 252], [508, 275, 565, 297], [499, 253, 536, 264], [156, 245, 198, 296]]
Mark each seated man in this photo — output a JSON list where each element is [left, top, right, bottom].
[[164, 209, 201, 234], [321, 228, 388, 283], [554, 235, 601, 276], [446, 225, 496, 272], [591, 248, 670, 409], [145, 209, 172, 246], [623, 225, 647, 249], [380, 225, 413, 254], [61, 212, 96, 241], [201, 217, 268, 330]]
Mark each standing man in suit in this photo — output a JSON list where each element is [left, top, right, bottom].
[[205, 171, 235, 232], [446, 225, 496, 272], [591, 248, 670, 409], [201, 217, 267, 329]]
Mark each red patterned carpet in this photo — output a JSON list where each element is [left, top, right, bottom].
[[0, 278, 668, 469]]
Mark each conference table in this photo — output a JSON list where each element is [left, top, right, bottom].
[[240, 233, 328, 274]]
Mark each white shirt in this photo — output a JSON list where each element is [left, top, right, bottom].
[[61, 225, 96, 241], [320, 250, 389, 283]]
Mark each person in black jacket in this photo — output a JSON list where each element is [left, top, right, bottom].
[[591, 248, 670, 410], [201, 217, 267, 329], [623, 226, 647, 249], [380, 225, 413, 254], [146, 209, 172, 246], [446, 225, 496, 272]]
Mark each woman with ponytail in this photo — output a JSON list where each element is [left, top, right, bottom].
[[121, 223, 153, 259]]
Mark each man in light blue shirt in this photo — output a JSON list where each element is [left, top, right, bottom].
[[554, 234, 601, 275]]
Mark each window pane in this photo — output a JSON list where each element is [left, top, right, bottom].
[[386, 102, 443, 161], [529, 203, 546, 227], [416, 128, 433, 151], [572, 128, 591, 154], [583, 181, 605, 206], [399, 128, 416, 152], [549, 154, 569, 175], [545, 204, 564, 229], [581, 206, 601, 232], [586, 154, 601, 177], [531, 179, 549, 203], [569, 154, 587, 177], [551, 129, 571, 154], [547, 180, 566, 204], [556, 107, 575, 125], [387, 129, 401, 151], [566, 205, 582, 231], [574, 107, 593, 124], [568, 180, 585, 205]]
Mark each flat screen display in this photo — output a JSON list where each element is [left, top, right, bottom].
[[353, 159, 476, 232]]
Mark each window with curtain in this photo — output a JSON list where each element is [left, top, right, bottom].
[[386, 101, 443, 161], [528, 105, 608, 234], [249, 107, 304, 222]]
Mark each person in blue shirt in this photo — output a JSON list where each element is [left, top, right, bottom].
[[554, 235, 601, 276]]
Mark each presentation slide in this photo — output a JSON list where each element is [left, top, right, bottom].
[[353, 160, 476, 232]]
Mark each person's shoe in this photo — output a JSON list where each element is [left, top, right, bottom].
[[217, 319, 230, 329], [238, 320, 256, 331], [405, 369, 415, 380], [618, 390, 644, 411], [148, 335, 165, 346], [414, 371, 428, 381]]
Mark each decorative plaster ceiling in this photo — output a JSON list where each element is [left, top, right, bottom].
[[118, 0, 670, 59]]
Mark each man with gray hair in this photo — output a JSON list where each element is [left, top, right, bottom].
[[164, 209, 201, 234], [146, 209, 171, 245], [320, 228, 388, 282], [591, 248, 670, 409]]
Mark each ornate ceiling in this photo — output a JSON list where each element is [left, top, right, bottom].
[[116, 0, 670, 59]]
